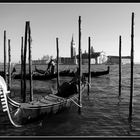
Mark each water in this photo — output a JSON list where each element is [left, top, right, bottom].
[[1, 64, 140, 136]]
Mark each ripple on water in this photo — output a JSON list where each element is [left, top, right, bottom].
[[0, 64, 140, 136]]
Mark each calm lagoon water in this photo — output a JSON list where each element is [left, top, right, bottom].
[[1, 64, 140, 136]]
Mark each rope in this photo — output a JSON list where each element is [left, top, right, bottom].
[[72, 96, 78, 101], [69, 98, 82, 108], [87, 82, 91, 88]]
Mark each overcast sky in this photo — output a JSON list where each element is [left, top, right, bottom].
[[0, 3, 140, 63]]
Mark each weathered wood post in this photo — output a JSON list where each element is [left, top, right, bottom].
[[129, 12, 134, 121], [23, 21, 28, 103], [4, 30, 7, 82], [56, 37, 60, 91], [119, 35, 122, 97], [21, 36, 24, 99], [88, 36, 91, 95], [28, 21, 33, 102], [78, 16, 82, 113], [8, 39, 11, 94]]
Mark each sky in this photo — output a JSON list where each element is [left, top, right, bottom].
[[0, 3, 140, 63]]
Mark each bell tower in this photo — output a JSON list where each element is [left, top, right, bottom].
[[70, 34, 76, 58]]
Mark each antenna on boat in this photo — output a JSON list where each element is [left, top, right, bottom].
[[78, 16, 82, 113], [4, 30, 7, 83], [28, 21, 33, 102], [119, 35, 122, 97], [56, 37, 60, 91], [88, 36, 91, 96], [129, 12, 134, 121]]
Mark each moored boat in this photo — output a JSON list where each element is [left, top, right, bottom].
[[35, 65, 76, 77], [0, 67, 16, 78], [12, 68, 76, 80], [35, 65, 110, 78], [0, 75, 87, 127], [83, 66, 110, 77], [12, 72, 58, 80], [12, 66, 110, 80]]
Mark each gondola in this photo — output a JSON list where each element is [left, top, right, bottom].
[[12, 66, 109, 80], [0, 67, 16, 78], [83, 66, 110, 77], [12, 71, 58, 80], [0, 75, 87, 127], [34, 65, 110, 78], [34, 65, 75, 77], [12, 67, 76, 80], [35, 65, 110, 78]]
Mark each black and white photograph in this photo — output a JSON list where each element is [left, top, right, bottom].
[[0, 3, 140, 137]]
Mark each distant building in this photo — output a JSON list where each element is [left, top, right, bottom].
[[32, 59, 49, 65], [90, 46, 95, 54], [70, 34, 76, 58], [32, 35, 109, 65], [107, 56, 131, 64], [76, 51, 107, 64], [98, 51, 108, 64], [32, 55, 50, 65], [58, 34, 77, 65], [58, 57, 76, 65]]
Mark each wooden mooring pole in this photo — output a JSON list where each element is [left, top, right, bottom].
[[28, 21, 33, 102], [129, 12, 134, 121], [8, 39, 11, 94], [88, 36, 91, 95], [78, 16, 82, 113], [119, 35, 122, 97], [21, 37, 24, 100], [4, 30, 7, 82], [56, 37, 60, 91], [23, 21, 28, 103]]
